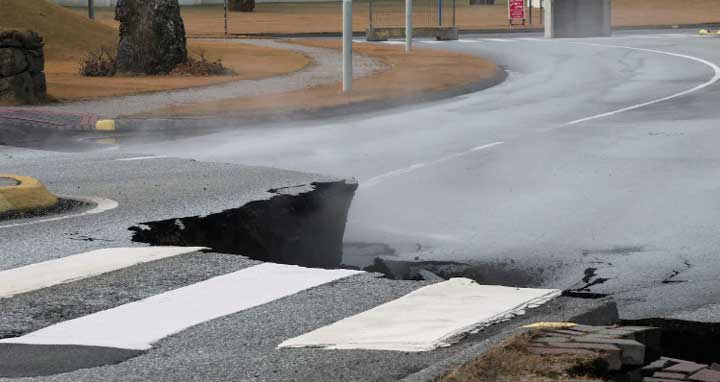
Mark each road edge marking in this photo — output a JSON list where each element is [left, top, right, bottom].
[[362, 142, 504, 189], [566, 42, 720, 125]]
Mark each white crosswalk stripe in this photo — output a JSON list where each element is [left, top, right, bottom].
[[0, 263, 362, 350], [280, 279, 560, 352], [0, 246, 206, 298], [0, 245, 560, 363]]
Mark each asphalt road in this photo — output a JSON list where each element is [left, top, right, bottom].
[[113, 30, 720, 321], [0, 29, 718, 381]]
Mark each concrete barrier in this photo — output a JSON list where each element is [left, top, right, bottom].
[[544, 0, 611, 38], [366, 27, 459, 41]]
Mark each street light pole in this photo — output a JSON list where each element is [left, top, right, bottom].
[[88, 0, 95, 20], [342, 0, 353, 92], [405, 0, 413, 52], [224, 0, 229, 36]]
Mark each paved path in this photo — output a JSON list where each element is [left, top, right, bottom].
[[17, 40, 384, 119]]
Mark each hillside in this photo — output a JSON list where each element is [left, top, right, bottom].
[[0, 0, 116, 61]]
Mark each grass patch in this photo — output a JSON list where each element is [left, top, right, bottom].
[[440, 332, 607, 382], [132, 40, 498, 118], [1, 0, 310, 101]]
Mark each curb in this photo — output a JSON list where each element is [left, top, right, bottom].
[[398, 296, 620, 382], [0, 175, 59, 215], [112, 66, 509, 132]]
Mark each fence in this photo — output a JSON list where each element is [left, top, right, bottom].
[[369, 0, 457, 28]]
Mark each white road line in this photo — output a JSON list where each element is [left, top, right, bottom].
[[361, 142, 504, 189], [115, 155, 168, 162], [567, 42, 720, 125], [0, 196, 118, 230], [0, 263, 362, 350], [517, 37, 545, 41], [0, 247, 206, 298], [483, 38, 515, 42], [381, 41, 406, 45], [457, 39, 480, 43], [280, 278, 561, 352], [419, 40, 444, 44]]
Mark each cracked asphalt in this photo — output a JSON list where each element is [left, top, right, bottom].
[[2, 28, 720, 381], [102, 30, 720, 321]]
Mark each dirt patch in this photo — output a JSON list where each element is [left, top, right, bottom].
[[45, 41, 310, 101], [440, 332, 606, 382], [72, 1, 720, 37], [131, 40, 499, 118]]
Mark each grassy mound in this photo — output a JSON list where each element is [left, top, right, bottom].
[[0, 0, 116, 61]]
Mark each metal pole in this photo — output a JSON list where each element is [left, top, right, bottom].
[[343, 0, 353, 93], [405, 0, 413, 52], [452, 0, 456, 27], [438, 0, 443, 26], [224, 0, 229, 36], [88, 0, 95, 20], [369, 0, 373, 28]]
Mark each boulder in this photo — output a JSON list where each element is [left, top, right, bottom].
[[0, 30, 46, 102], [114, 0, 188, 75], [0, 72, 34, 102], [0, 48, 28, 77]]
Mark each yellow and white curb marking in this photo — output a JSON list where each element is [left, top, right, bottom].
[[95, 119, 116, 131], [0, 174, 58, 214]]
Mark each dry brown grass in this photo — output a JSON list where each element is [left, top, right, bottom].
[[0, 0, 310, 101], [46, 41, 310, 101], [440, 332, 607, 382], [130, 39, 498, 118], [71, 0, 720, 37]]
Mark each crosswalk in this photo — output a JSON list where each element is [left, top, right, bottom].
[[353, 33, 710, 47], [0, 246, 560, 377]]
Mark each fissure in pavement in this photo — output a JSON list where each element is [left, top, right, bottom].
[[130, 181, 357, 269]]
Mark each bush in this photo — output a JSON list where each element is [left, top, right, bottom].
[[170, 51, 233, 76], [79, 47, 116, 77], [229, 0, 255, 12]]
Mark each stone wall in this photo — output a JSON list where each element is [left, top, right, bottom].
[[0, 30, 46, 102]]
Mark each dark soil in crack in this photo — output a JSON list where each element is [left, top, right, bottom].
[[129, 181, 357, 269]]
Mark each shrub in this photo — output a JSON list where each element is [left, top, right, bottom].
[[79, 47, 117, 77], [170, 50, 233, 76]]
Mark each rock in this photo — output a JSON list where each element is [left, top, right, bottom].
[[31, 73, 47, 96], [0, 72, 34, 102], [0, 30, 46, 102], [0, 48, 28, 77], [114, 0, 188, 75]]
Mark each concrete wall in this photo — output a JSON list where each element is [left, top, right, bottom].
[[544, 0, 611, 38]]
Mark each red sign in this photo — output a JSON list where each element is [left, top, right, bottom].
[[508, 0, 525, 20]]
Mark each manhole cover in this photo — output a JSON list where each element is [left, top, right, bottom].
[[0, 177, 19, 187]]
